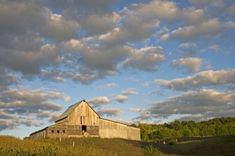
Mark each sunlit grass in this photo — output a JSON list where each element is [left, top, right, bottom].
[[0, 136, 143, 156]]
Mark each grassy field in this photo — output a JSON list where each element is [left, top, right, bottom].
[[159, 135, 235, 155], [0, 135, 235, 156], [0, 136, 143, 156]]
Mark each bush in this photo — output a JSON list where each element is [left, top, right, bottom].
[[144, 145, 162, 156]]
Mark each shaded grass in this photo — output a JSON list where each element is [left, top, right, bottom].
[[155, 135, 235, 156]]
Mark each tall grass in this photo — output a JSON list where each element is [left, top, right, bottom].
[[0, 136, 143, 156]]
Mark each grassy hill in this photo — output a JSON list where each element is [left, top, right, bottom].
[[0, 135, 235, 156]]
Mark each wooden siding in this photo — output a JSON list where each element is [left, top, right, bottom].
[[67, 101, 99, 126], [99, 118, 140, 141]]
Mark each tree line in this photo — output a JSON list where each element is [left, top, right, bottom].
[[138, 117, 235, 141]]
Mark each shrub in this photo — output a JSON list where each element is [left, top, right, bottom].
[[144, 145, 162, 156]]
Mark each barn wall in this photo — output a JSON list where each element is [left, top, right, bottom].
[[30, 129, 47, 139], [68, 101, 99, 126], [46, 124, 99, 138], [98, 119, 140, 141], [47, 125, 68, 138]]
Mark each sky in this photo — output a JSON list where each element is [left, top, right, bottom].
[[0, 0, 235, 138]]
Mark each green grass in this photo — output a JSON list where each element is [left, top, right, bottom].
[[0, 135, 235, 156], [155, 135, 235, 156]]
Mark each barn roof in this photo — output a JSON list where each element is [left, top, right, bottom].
[[54, 100, 99, 122]]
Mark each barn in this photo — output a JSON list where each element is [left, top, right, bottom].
[[29, 100, 140, 141]]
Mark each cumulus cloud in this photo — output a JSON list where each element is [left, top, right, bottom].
[[45, 0, 116, 13], [162, 18, 221, 41], [97, 108, 121, 117], [113, 88, 138, 103], [126, 0, 180, 21], [208, 44, 221, 52], [0, 88, 69, 113], [0, 0, 78, 75], [0, 0, 79, 80], [121, 88, 138, 95], [189, 0, 224, 7], [89, 96, 110, 106], [0, 119, 14, 131], [63, 39, 132, 82], [137, 89, 235, 121], [0, 117, 43, 131], [128, 108, 142, 113], [179, 42, 197, 49], [0, 68, 17, 91], [156, 68, 235, 91], [225, 21, 235, 29], [227, 5, 235, 14], [0, 87, 69, 131], [80, 12, 120, 35], [37, 110, 61, 122], [0, 0, 168, 85], [98, 83, 118, 89], [98, 0, 179, 44], [182, 8, 207, 25], [172, 57, 203, 73], [122, 47, 165, 71], [113, 95, 128, 103]]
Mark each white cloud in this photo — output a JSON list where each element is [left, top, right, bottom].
[[0, 87, 69, 131], [179, 42, 197, 49], [182, 8, 206, 24], [225, 21, 235, 29], [156, 68, 235, 91], [98, 0, 179, 44], [147, 89, 235, 118], [128, 0, 180, 21], [122, 47, 165, 71], [80, 12, 121, 35], [227, 5, 235, 14], [162, 18, 221, 41], [189, 0, 224, 7], [208, 44, 221, 52], [89, 96, 110, 105], [97, 108, 121, 117], [113, 88, 138, 103], [172, 57, 203, 73], [121, 88, 138, 95], [98, 83, 118, 89], [128, 108, 142, 113], [113, 95, 128, 103], [0, 88, 69, 112]]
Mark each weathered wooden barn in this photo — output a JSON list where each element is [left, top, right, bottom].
[[29, 100, 140, 140]]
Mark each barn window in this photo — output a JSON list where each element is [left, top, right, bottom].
[[62, 130, 65, 133], [51, 130, 54, 133], [80, 116, 82, 124], [57, 130, 60, 133]]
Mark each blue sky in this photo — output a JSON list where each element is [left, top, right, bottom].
[[0, 0, 235, 138]]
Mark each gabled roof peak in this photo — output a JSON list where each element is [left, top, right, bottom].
[[54, 100, 99, 123]]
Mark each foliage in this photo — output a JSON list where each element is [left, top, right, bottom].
[[143, 145, 162, 156], [139, 117, 235, 141]]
